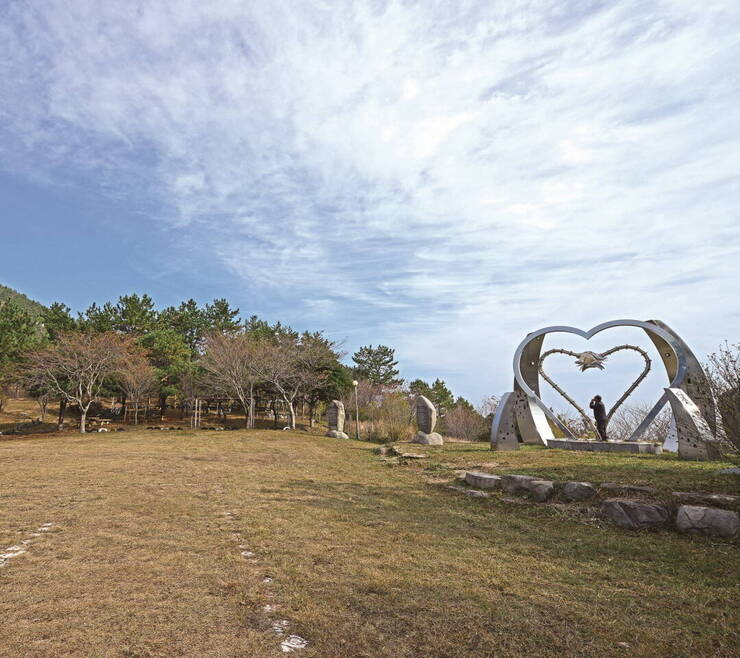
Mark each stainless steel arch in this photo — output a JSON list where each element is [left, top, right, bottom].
[[512, 319, 689, 442], [645, 319, 723, 438]]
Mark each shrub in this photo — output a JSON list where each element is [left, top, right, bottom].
[[706, 341, 740, 454], [365, 392, 412, 443], [443, 404, 487, 441]]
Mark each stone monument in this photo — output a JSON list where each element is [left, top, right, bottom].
[[412, 395, 443, 445], [326, 400, 348, 439]]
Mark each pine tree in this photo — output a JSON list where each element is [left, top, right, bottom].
[[41, 302, 78, 340], [205, 298, 241, 333], [351, 345, 402, 387]]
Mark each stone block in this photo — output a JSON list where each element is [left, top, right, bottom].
[[675, 505, 739, 537], [501, 474, 537, 494], [464, 472, 502, 490], [562, 481, 597, 501], [601, 498, 669, 530], [412, 431, 444, 446], [527, 480, 555, 502]]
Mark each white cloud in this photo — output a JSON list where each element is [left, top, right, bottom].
[[1, 0, 739, 402], [402, 79, 420, 101]]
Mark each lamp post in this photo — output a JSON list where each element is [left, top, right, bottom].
[[352, 380, 360, 440]]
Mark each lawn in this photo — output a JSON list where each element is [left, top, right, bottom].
[[1, 429, 738, 657], [406, 441, 740, 501]]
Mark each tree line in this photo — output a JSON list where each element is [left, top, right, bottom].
[[10, 289, 731, 447], [0, 292, 488, 437]]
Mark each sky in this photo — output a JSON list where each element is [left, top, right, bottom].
[[1, 0, 739, 409]]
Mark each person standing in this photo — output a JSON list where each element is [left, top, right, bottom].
[[589, 395, 608, 440]]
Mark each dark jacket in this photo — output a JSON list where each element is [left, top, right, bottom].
[[590, 399, 606, 422]]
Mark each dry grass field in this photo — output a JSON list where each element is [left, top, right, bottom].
[[1, 429, 738, 657]]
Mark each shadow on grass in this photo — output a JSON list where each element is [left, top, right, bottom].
[[271, 476, 736, 570]]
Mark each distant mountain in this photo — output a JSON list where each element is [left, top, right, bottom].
[[0, 284, 48, 316]]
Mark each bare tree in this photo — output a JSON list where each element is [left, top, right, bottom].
[[550, 408, 594, 438], [25, 332, 129, 433], [478, 395, 500, 418], [251, 332, 338, 429], [609, 402, 672, 443], [117, 345, 157, 425], [200, 332, 259, 428], [706, 341, 740, 453], [444, 405, 487, 441], [33, 389, 50, 422]]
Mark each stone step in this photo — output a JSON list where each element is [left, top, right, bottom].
[[601, 498, 670, 530], [501, 474, 538, 494], [464, 471, 502, 490], [547, 438, 662, 454], [675, 505, 739, 537], [672, 492, 740, 510]]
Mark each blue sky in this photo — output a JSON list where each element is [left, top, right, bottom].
[[1, 0, 739, 407]]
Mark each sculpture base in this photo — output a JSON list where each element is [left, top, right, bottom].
[[412, 431, 444, 446], [326, 430, 348, 439], [546, 438, 662, 455]]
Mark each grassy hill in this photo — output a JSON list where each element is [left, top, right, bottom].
[[0, 428, 737, 656], [0, 283, 47, 316]]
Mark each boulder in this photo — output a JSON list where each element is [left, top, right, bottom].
[[562, 481, 598, 502], [464, 472, 502, 490], [501, 474, 538, 494], [672, 492, 740, 510], [326, 430, 349, 439], [412, 431, 444, 446], [716, 467, 740, 475], [675, 505, 739, 538], [528, 480, 555, 502], [601, 498, 669, 530]]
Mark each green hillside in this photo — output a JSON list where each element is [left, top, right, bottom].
[[0, 284, 47, 316]]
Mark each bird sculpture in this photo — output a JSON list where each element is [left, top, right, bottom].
[[574, 350, 607, 371]]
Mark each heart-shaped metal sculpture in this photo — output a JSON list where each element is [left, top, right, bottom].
[[492, 319, 724, 459], [538, 344, 652, 436], [512, 320, 689, 442]]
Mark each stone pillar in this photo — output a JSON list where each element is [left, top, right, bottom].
[[412, 395, 443, 445], [326, 400, 348, 439]]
